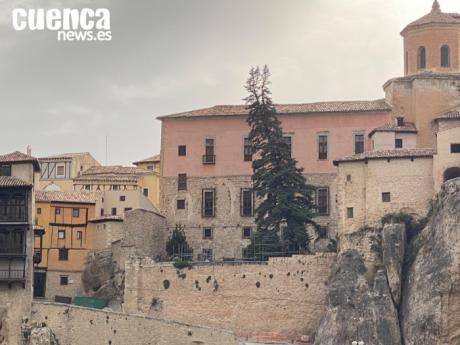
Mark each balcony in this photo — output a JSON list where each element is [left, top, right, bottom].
[[0, 269, 25, 282], [202, 155, 216, 165], [0, 247, 25, 256]]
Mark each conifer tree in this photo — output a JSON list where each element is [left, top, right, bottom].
[[244, 66, 316, 259], [166, 224, 192, 260]]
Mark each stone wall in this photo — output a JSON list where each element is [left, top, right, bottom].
[[30, 301, 237, 345], [336, 156, 434, 233], [122, 209, 167, 259], [433, 119, 460, 191], [161, 174, 338, 260], [123, 254, 335, 340], [44, 271, 84, 301]]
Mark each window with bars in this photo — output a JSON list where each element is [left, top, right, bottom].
[[243, 137, 252, 161], [242, 227, 252, 239], [201, 248, 213, 261], [240, 188, 253, 217], [178, 174, 187, 191], [318, 135, 328, 160], [203, 138, 216, 164], [382, 192, 391, 203], [354, 134, 364, 154], [60, 275, 69, 285], [316, 188, 329, 216], [202, 227, 213, 240], [202, 189, 215, 217]]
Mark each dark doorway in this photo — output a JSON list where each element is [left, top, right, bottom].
[[33, 270, 46, 298], [443, 167, 460, 182]]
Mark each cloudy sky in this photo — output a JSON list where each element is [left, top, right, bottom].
[[0, 0, 458, 165]]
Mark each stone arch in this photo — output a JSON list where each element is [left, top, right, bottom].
[[443, 167, 460, 182]]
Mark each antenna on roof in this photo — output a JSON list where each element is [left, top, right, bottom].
[[105, 135, 108, 166]]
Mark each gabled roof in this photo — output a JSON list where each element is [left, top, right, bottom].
[[401, 1, 460, 35], [333, 148, 436, 165], [368, 121, 417, 137], [133, 154, 160, 165], [35, 190, 96, 204], [157, 99, 391, 120], [0, 176, 32, 188], [0, 151, 40, 171]]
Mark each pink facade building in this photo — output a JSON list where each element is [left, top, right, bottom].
[[158, 102, 391, 260]]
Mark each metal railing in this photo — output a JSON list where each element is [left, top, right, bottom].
[[202, 155, 216, 165]]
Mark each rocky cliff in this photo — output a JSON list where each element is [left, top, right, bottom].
[[402, 178, 460, 344], [314, 225, 405, 345], [315, 178, 460, 345]]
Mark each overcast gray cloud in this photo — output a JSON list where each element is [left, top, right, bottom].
[[0, 0, 458, 165]]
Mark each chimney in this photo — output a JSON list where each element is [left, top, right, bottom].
[[395, 116, 404, 127], [26, 145, 32, 156]]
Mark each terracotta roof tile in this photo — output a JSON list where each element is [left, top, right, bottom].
[[133, 154, 160, 165], [333, 148, 436, 165], [0, 176, 32, 188], [157, 99, 391, 119], [74, 166, 151, 183], [401, 4, 460, 35], [369, 121, 417, 137], [38, 152, 91, 161], [0, 151, 40, 171], [35, 190, 96, 204]]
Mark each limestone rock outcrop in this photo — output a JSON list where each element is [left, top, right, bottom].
[[29, 327, 58, 345], [382, 224, 406, 307], [401, 178, 460, 344], [313, 250, 401, 345]]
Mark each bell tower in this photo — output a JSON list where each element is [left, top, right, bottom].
[[384, 1, 460, 149], [401, 0, 460, 75]]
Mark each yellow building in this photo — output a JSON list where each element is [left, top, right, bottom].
[[133, 154, 160, 207], [34, 190, 96, 301], [73, 165, 160, 211]]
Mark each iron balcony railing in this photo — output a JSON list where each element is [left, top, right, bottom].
[[202, 155, 216, 165]]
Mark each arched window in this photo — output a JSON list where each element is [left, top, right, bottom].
[[418, 46, 426, 69], [441, 45, 450, 67]]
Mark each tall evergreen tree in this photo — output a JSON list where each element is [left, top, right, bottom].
[[244, 66, 316, 259]]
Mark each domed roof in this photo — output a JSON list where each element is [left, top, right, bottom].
[[401, 1, 460, 35]]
